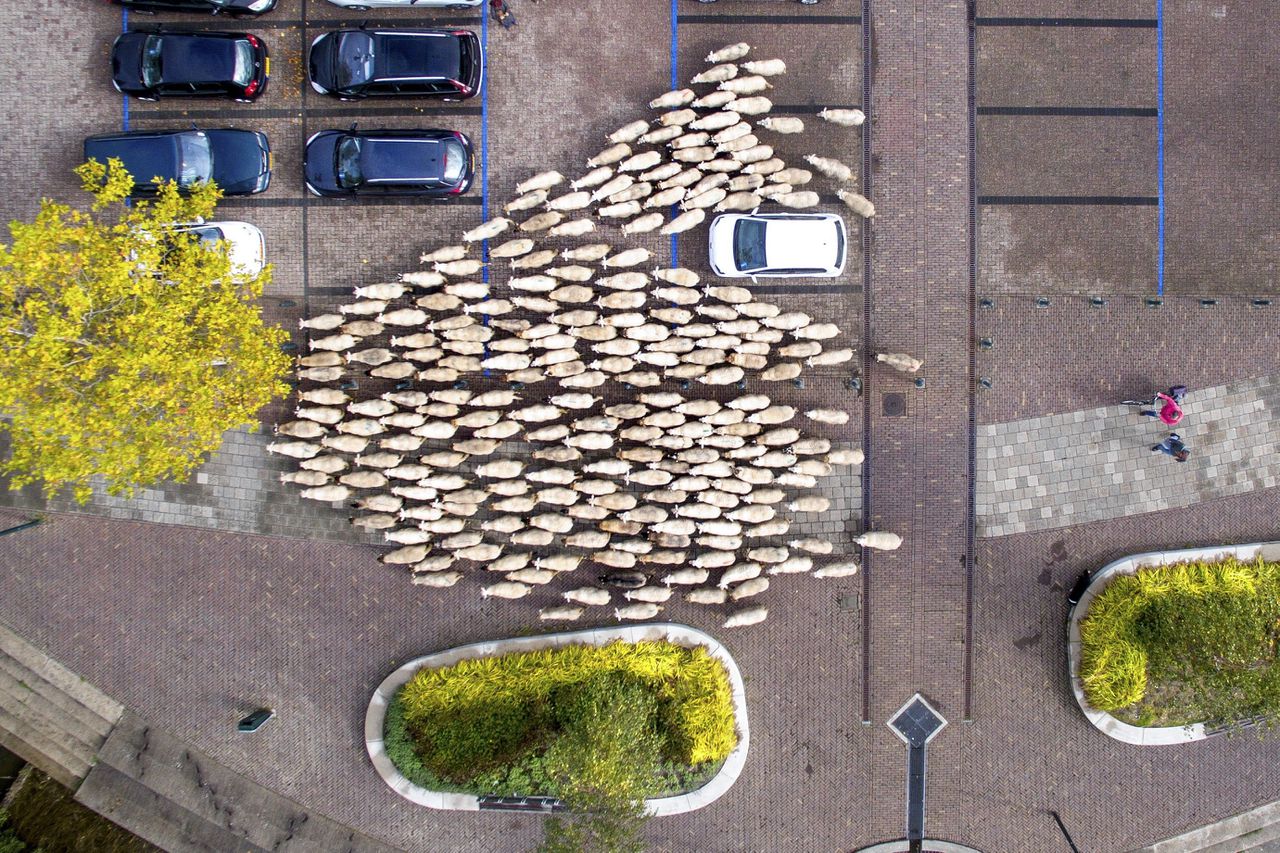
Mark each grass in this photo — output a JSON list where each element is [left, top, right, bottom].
[[385, 640, 738, 798], [2, 768, 157, 853], [1079, 556, 1280, 728]]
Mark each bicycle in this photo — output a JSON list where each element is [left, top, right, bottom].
[[1120, 384, 1188, 408]]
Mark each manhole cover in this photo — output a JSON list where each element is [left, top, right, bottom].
[[883, 393, 906, 417], [837, 593, 860, 612], [889, 695, 947, 747]]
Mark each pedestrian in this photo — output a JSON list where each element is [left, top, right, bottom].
[[1139, 388, 1184, 426], [1151, 433, 1190, 462]]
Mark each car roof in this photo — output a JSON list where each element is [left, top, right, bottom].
[[156, 34, 241, 84], [371, 31, 461, 80], [85, 133, 183, 182], [360, 136, 448, 184], [759, 217, 842, 270]]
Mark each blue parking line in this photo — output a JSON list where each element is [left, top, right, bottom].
[[1155, 0, 1165, 295], [669, 0, 679, 266], [480, 0, 490, 283], [122, 9, 130, 130]]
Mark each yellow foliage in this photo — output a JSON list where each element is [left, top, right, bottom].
[[0, 160, 289, 501]]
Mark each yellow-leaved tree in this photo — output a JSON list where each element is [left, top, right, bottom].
[[0, 159, 290, 502]]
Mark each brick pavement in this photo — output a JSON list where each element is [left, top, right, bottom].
[[978, 373, 1280, 537]]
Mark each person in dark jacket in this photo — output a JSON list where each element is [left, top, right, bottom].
[[1151, 433, 1190, 462]]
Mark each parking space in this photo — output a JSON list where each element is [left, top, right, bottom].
[[974, 10, 1161, 296]]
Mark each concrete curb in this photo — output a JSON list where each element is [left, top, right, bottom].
[[856, 840, 985, 852], [364, 623, 750, 816], [1067, 541, 1280, 745]]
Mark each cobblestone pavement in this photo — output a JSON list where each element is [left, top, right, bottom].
[[978, 373, 1280, 537]]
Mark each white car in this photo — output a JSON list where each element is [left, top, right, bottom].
[[322, 0, 480, 9], [174, 221, 266, 279], [708, 212, 847, 279]]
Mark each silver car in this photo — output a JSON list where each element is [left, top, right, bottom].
[[708, 212, 847, 279]]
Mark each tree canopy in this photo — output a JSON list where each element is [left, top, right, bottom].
[[0, 160, 289, 502]]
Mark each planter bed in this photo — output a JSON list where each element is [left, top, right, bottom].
[[1069, 541, 1280, 744], [365, 624, 749, 815]]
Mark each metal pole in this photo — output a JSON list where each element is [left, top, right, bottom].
[[1049, 810, 1081, 853], [0, 519, 42, 537]]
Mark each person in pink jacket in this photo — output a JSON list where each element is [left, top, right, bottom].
[[1141, 391, 1184, 426]]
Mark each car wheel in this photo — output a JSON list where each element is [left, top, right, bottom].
[[447, 3, 473, 7], [442, 98, 460, 103], [698, 0, 719, 4], [346, 4, 370, 8], [799, 0, 819, 4]]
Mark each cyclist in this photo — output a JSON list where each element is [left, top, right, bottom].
[[1140, 391, 1184, 426]]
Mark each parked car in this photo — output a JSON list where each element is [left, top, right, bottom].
[[305, 128, 474, 197], [708, 212, 847, 278], [111, 30, 268, 101], [173, 221, 266, 277], [308, 29, 482, 100], [694, 0, 818, 4], [83, 128, 271, 197], [111, 0, 277, 16], [323, 0, 480, 8]]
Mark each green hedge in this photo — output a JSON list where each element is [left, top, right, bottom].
[[385, 640, 738, 797], [1079, 556, 1280, 727]]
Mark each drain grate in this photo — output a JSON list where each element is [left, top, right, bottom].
[[888, 694, 948, 844], [883, 393, 906, 417], [837, 592, 860, 612]]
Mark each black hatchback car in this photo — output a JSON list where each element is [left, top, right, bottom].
[[112, 0, 277, 16], [308, 29, 482, 100], [83, 128, 271, 197], [304, 128, 474, 197], [111, 31, 269, 101]]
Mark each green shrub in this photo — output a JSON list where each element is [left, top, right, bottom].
[[395, 640, 737, 789], [1079, 556, 1280, 726], [0, 810, 31, 853]]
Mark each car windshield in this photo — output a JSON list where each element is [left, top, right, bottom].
[[177, 133, 213, 187], [232, 39, 255, 87], [442, 140, 466, 183], [141, 36, 163, 88], [337, 137, 364, 189], [335, 32, 375, 89], [733, 219, 767, 272]]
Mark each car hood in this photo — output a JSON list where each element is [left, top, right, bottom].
[[110, 32, 148, 92], [84, 134, 182, 192], [205, 129, 270, 195], [304, 131, 342, 193], [308, 33, 337, 92]]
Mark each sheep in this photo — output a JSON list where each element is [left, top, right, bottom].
[[571, 166, 615, 190], [440, 282, 489, 300], [625, 587, 673, 604], [607, 119, 651, 144], [297, 352, 343, 369], [875, 351, 924, 373], [539, 606, 585, 621], [758, 116, 804, 134], [794, 322, 841, 341], [733, 145, 776, 165], [803, 155, 855, 182], [813, 561, 860, 579], [602, 248, 652, 269], [614, 603, 661, 621], [503, 189, 549, 213], [690, 110, 741, 132], [516, 171, 565, 195], [481, 581, 531, 600], [352, 282, 407, 301], [743, 157, 785, 175], [321, 435, 369, 455], [650, 88, 696, 109], [692, 90, 737, 109], [596, 272, 649, 291], [729, 577, 769, 600], [742, 58, 786, 76], [683, 188, 727, 210], [662, 568, 710, 586], [639, 126, 684, 146], [434, 259, 487, 277], [660, 209, 706, 235], [300, 313, 345, 331], [342, 320, 384, 338], [411, 572, 463, 588], [837, 189, 876, 218], [672, 146, 716, 164], [726, 96, 773, 116], [773, 191, 821, 209], [718, 75, 771, 95], [658, 169, 704, 189], [724, 606, 768, 628], [856, 531, 903, 551], [276, 420, 328, 441], [588, 143, 632, 168], [267, 440, 321, 460], [309, 333, 358, 353], [692, 63, 739, 84], [819, 107, 866, 127], [546, 190, 593, 212], [714, 191, 763, 212], [400, 270, 447, 287], [564, 587, 611, 606], [807, 348, 855, 367], [419, 244, 469, 263], [518, 211, 565, 233], [549, 219, 597, 238], [623, 213, 666, 235], [462, 217, 513, 243], [826, 449, 866, 466], [558, 244, 611, 264], [659, 108, 698, 127]]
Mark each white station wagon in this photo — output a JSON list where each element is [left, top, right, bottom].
[[323, 0, 480, 8], [708, 212, 847, 279]]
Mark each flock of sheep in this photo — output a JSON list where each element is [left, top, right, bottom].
[[269, 42, 900, 629]]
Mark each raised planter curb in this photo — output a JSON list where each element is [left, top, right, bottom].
[[1067, 541, 1280, 745], [364, 623, 750, 816]]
